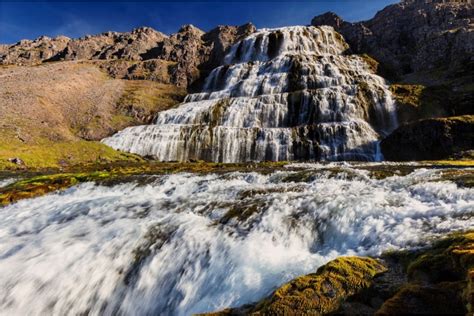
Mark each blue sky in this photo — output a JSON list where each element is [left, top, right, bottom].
[[0, 1, 398, 44]]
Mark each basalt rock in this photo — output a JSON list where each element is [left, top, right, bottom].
[[381, 115, 474, 161]]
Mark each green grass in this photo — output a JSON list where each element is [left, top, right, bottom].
[[0, 138, 142, 170]]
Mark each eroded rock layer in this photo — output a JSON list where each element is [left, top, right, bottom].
[[103, 26, 398, 162]]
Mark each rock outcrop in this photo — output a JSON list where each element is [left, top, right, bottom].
[[0, 24, 256, 87], [381, 115, 474, 161], [311, 0, 474, 78]]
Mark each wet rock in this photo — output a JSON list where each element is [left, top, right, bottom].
[[377, 231, 474, 315], [205, 231, 474, 315], [7, 157, 24, 165], [205, 257, 387, 315]]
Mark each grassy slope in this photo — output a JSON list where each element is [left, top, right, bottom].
[[0, 61, 185, 170]]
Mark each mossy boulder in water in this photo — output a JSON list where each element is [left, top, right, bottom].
[[204, 257, 387, 315], [205, 231, 474, 315], [254, 257, 387, 315]]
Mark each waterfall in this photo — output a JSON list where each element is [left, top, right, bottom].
[[103, 26, 398, 162]]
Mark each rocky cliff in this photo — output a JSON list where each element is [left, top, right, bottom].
[[0, 23, 255, 87], [381, 115, 474, 160], [311, 0, 473, 78]]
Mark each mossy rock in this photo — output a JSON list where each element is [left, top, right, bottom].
[[251, 257, 387, 315], [0, 171, 112, 206], [376, 282, 466, 315], [379, 231, 474, 315], [381, 115, 474, 161], [0, 161, 291, 206], [407, 231, 474, 283]]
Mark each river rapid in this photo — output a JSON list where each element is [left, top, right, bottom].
[[0, 163, 472, 315]]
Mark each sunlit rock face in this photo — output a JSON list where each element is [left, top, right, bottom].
[[103, 26, 398, 162]]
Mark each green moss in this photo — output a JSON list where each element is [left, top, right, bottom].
[[407, 232, 474, 282], [380, 231, 474, 315], [252, 257, 387, 315], [0, 171, 112, 206], [376, 282, 466, 315], [0, 138, 142, 170], [115, 80, 186, 126]]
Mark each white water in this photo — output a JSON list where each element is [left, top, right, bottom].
[[0, 165, 472, 315], [103, 26, 398, 162], [0, 178, 15, 188]]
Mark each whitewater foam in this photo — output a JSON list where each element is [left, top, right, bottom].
[[0, 166, 472, 315], [0, 178, 15, 188]]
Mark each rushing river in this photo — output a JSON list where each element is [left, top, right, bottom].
[[0, 164, 473, 315]]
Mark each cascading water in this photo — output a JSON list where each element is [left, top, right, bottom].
[[0, 164, 473, 315], [103, 26, 398, 162]]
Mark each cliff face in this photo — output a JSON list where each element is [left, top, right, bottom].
[[0, 23, 256, 87], [380, 115, 474, 161], [311, 0, 473, 78]]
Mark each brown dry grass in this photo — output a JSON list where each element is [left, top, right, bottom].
[[0, 61, 185, 169]]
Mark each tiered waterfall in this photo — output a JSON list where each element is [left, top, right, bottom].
[[103, 26, 398, 162]]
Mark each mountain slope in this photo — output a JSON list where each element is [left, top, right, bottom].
[[0, 62, 185, 169], [0, 24, 256, 88]]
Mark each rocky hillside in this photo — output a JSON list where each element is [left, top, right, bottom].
[[0, 23, 254, 169], [0, 23, 255, 88], [311, 0, 473, 79]]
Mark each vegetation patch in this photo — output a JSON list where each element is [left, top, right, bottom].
[[379, 231, 474, 315], [0, 137, 142, 171], [115, 80, 185, 125]]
